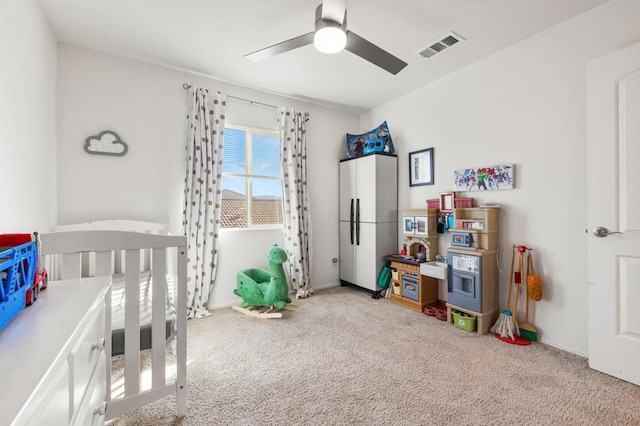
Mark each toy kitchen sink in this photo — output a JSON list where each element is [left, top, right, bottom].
[[420, 261, 448, 280]]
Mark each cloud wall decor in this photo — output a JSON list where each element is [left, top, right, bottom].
[[84, 130, 128, 156]]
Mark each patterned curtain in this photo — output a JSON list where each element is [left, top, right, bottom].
[[278, 107, 313, 299], [183, 87, 226, 318]]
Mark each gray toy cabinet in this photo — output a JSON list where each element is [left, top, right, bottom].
[[339, 154, 397, 297]]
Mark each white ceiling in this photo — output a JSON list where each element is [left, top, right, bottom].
[[38, 0, 611, 114]]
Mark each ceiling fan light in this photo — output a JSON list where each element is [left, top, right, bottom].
[[314, 26, 346, 54]]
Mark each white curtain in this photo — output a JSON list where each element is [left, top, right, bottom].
[[183, 87, 226, 318], [278, 107, 313, 298]]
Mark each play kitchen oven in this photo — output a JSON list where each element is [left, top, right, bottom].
[[447, 252, 483, 312], [401, 270, 420, 301]]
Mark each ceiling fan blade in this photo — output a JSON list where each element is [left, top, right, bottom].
[[320, 0, 347, 23], [245, 32, 314, 62], [345, 30, 407, 75]]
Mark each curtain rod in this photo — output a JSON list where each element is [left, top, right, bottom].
[[182, 82, 278, 110], [182, 83, 310, 121]]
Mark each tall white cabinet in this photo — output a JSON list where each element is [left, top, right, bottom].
[[339, 154, 397, 297]]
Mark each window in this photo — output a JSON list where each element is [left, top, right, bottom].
[[221, 125, 283, 229]]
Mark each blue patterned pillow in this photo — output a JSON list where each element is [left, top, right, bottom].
[[346, 121, 395, 158]]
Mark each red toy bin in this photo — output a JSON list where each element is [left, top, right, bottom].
[[426, 199, 439, 210], [454, 197, 473, 208]]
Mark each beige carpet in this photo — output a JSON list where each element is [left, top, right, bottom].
[[110, 286, 640, 425]]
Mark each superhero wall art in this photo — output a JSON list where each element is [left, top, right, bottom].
[[346, 121, 395, 158], [453, 164, 514, 191]]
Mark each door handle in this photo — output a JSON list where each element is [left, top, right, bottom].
[[592, 226, 622, 238], [350, 199, 354, 245], [356, 199, 360, 245]]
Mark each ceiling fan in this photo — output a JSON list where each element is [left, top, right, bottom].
[[244, 0, 408, 75]]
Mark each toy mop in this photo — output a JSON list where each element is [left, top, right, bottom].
[[490, 245, 518, 339], [491, 245, 531, 345]]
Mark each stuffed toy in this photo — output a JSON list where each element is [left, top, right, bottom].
[[234, 244, 292, 309]]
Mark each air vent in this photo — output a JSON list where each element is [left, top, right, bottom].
[[417, 31, 464, 59]]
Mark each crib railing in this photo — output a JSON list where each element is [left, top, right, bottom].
[[40, 230, 187, 420], [50, 220, 170, 279]]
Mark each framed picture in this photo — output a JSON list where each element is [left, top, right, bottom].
[[440, 192, 455, 212], [409, 148, 434, 187]]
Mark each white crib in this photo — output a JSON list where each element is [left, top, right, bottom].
[[40, 221, 187, 421]]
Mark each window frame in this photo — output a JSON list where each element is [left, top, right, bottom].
[[221, 123, 283, 230]]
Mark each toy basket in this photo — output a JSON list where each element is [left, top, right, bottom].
[[452, 310, 477, 332], [392, 281, 401, 295]]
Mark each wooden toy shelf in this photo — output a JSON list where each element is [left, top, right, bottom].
[[450, 208, 499, 252], [452, 207, 498, 232], [446, 207, 500, 334]]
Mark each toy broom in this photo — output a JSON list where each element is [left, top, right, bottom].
[[520, 250, 540, 341]]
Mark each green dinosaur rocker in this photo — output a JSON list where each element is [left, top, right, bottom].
[[233, 244, 292, 315]]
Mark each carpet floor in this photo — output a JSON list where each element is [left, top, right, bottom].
[[109, 286, 640, 425]]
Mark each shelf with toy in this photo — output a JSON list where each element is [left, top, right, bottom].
[[447, 207, 499, 252], [445, 303, 497, 335], [453, 208, 498, 232]]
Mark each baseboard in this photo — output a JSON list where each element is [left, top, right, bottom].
[[209, 282, 342, 311], [209, 299, 237, 310], [312, 281, 341, 290], [538, 337, 588, 358]]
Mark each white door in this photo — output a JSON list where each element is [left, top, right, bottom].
[[356, 222, 377, 291], [355, 222, 397, 292], [587, 41, 640, 386], [356, 155, 377, 224], [339, 160, 356, 284], [339, 160, 356, 223], [339, 221, 356, 284]]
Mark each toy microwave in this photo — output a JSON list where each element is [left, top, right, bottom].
[[450, 231, 476, 248]]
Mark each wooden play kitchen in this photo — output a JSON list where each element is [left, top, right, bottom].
[[387, 205, 500, 335], [386, 207, 440, 312], [445, 207, 499, 335], [386, 255, 439, 312]]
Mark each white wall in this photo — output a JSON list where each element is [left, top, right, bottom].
[[57, 45, 358, 308], [0, 0, 57, 233], [360, 0, 640, 355]]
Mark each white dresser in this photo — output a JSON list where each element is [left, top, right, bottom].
[[0, 276, 111, 426]]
